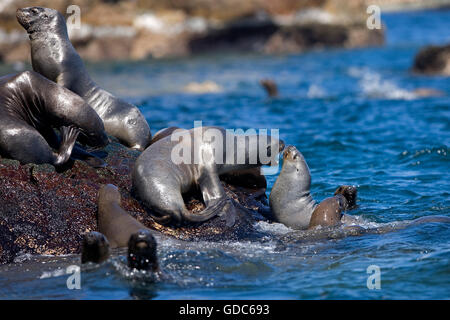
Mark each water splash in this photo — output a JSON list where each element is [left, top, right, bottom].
[[348, 67, 416, 100]]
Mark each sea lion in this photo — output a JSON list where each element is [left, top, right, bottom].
[[270, 145, 357, 230], [98, 184, 150, 248], [132, 126, 284, 225], [97, 184, 159, 271], [0, 71, 108, 166], [260, 79, 279, 98], [16, 6, 152, 151], [151, 127, 181, 145], [152, 127, 268, 190], [81, 231, 110, 264], [128, 230, 159, 272]]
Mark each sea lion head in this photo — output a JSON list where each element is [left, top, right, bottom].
[[98, 184, 121, 205], [334, 185, 358, 209], [127, 230, 159, 272], [81, 231, 110, 264], [75, 121, 109, 149], [118, 106, 152, 151], [281, 145, 308, 173], [16, 7, 66, 35]]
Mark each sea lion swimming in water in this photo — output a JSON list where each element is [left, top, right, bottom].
[[81, 231, 110, 264], [0, 71, 108, 166], [270, 145, 357, 230], [16, 7, 152, 151], [260, 79, 279, 98], [81, 184, 159, 271], [133, 126, 284, 225]]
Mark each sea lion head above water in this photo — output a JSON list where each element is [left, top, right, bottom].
[[334, 185, 358, 209], [128, 230, 159, 272], [270, 145, 317, 229], [281, 145, 311, 181], [81, 231, 110, 264], [270, 145, 359, 230]]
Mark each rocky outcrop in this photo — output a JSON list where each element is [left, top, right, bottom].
[[0, 0, 384, 63], [412, 44, 450, 76], [0, 139, 268, 265], [189, 16, 383, 55]]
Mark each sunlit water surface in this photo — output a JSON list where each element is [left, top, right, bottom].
[[0, 9, 449, 299]]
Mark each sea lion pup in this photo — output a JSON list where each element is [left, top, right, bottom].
[[97, 184, 159, 271], [17, 7, 152, 151], [0, 71, 108, 166], [133, 126, 284, 225], [81, 231, 110, 264], [260, 79, 279, 98], [270, 145, 357, 230]]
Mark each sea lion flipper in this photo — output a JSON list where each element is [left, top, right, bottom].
[[87, 149, 108, 159], [220, 200, 237, 227], [181, 169, 230, 223], [54, 126, 79, 166], [71, 145, 107, 168], [80, 156, 107, 168], [308, 196, 345, 229], [181, 197, 229, 223]]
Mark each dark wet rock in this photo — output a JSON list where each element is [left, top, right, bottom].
[[189, 15, 384, 54], [412, 44, 450, 76], [0, 139, 268, 264]]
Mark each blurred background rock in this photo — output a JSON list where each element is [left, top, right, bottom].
[[0, 0, 448, 63]]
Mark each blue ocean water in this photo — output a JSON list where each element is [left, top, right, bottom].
[[0, 9, 449, 299]]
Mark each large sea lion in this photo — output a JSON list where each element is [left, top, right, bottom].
[[16, 7, 152, 151], [152, 126, 268, 190], [0, 71, 108, 166], [270, 145, 357, 230], [133, 126, 284, 225]]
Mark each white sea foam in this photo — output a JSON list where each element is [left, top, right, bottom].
[[348, 67, 416, 100], [39, 268, 67, 279], [307, 84, 326, 98], [254, 220, 293, 235]]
